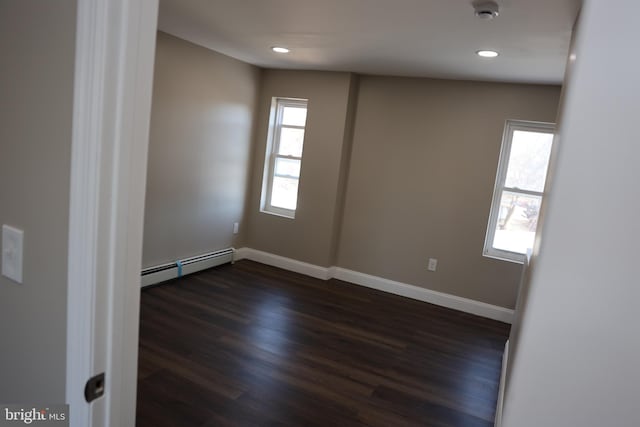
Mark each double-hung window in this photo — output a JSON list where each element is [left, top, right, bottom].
[[261, 97, 308, 218], [484, 120, 555, 263]]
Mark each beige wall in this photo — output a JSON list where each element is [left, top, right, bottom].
[[143, 32, 260, 267], [0, 0, 77, 401], [246, 70, 356, 267], [329, 74, 360, 265], [337, 76, 561, 308], [144, 41, 560, 309]]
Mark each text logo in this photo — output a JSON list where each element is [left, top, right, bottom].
[[0, 405, 68, 427]]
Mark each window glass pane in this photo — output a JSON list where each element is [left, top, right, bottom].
[[282, 106, 307, 126], [504, 130, 553, 192], [493, 191, 542, 254], [278, 127, 304, 157], [270, 176, 299, 210], [274, 157, 301, 179]]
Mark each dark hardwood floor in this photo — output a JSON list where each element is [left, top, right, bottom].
[[136, 260, 509, 427]]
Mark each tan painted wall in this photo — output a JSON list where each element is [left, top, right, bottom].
[[144, 42, 560, 309], [0, 0, 77, 401], [143, 32, 260, 267], [337, 76, 561, 308], [246, 70, 356, 267], [329, 74, 360, 265]]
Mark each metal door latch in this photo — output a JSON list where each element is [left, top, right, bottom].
[[84, 373, 105, 403]]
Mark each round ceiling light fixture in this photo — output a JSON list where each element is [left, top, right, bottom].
[[473, 1, 500, 20], [271, 46, 290, 54], [476, 50, 499, 58]]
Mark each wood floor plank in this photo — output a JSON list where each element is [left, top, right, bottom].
[[137, 260, 509, 426]]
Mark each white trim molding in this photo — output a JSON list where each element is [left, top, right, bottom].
[[235, 248, 332, 280], [495, 339, 509, 427], [332, 267, 514, 323], [67, 0, 114, 424], [483, 120, 555, 264], [67, 1, 158, 426], [234, 248, 514, 323]]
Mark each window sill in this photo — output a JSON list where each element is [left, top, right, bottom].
[[260, 209, 295, 220], [482, 252, 525, 264]]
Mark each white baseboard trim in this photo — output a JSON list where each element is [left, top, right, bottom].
[[332, 267, 514, 323], [495, 339, 509, 427], [234, 247, 514, 324], [235, 247, 332, 280], [232, 247, 249, 262]]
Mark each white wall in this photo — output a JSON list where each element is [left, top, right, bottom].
[[502, 1, 640, 425]]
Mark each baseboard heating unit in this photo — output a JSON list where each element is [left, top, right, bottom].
[[141, 248, 234, 287]]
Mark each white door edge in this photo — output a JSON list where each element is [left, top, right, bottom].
[[66, 1, 158, 426]]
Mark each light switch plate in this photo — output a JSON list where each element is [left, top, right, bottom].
[[2, 225, 24, 284]]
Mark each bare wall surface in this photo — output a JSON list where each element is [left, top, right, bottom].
[[0, 0, 77, 401], [246, 70, 354, 267], [329, 74, 360, 265], [337, 76, 561, 308], [144, 41, 561, 310], [143, 32, 260, 267], [502, 1, 640, 424]]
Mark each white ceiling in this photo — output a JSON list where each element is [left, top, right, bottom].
[[158, 0, 581, 85]]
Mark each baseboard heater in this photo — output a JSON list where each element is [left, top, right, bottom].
[[140, 248, 234, 287]]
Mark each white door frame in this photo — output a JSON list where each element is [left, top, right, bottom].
[[66, 1, 158, 426]]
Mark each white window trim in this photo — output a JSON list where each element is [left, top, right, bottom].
[[260, 97, 308, 218], [483, 120, 555, 263]]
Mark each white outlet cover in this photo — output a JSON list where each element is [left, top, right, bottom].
[[428, 258, 438, 272], [2, 225, 24, 284]]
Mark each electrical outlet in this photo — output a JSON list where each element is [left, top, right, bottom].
[[233, 222, 239, 234], [427, 258, 438, 272]]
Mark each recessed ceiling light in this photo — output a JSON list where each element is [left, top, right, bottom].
[[476, 50, 499, 58], [271, 46, 290, 54]]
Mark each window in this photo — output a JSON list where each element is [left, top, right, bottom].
[[261, 97, 308, 218], [484, 120, 555, 263]]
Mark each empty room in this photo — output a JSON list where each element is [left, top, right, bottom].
[[137, 0, 563, 426], [2, 1, 640, 427]]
